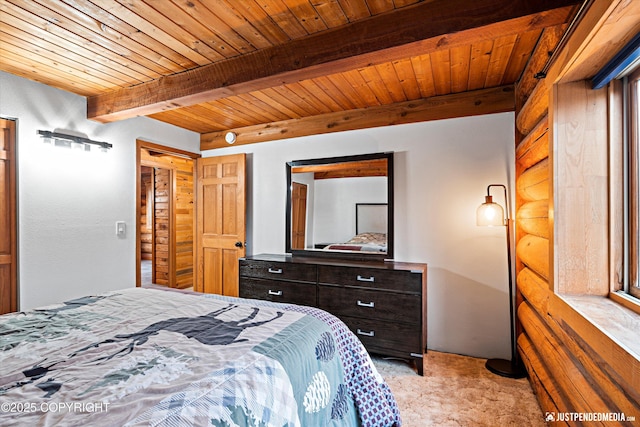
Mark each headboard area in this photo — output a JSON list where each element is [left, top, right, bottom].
[[356, 203, 388, 235]]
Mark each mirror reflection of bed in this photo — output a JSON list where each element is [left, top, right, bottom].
[[320, 204, 387, 252], [287, 152, 393, 259]]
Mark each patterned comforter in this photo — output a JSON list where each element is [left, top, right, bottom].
[[0, 288, 401, 426]]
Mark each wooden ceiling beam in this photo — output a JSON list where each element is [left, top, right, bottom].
[[88, 0, 579, 123], [200, 85, 515, 150]]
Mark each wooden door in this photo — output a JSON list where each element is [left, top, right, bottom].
[[195, 154, 246, 296], [291, 182, 307, 249], [0, 119, 17, 314]]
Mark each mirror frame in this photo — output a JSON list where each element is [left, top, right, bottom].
[[285, 152, 394, 261]]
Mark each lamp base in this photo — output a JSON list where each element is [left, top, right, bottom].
[[485, 358, 527, 379]]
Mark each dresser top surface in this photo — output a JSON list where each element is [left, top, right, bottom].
[[241, 253, 427, 273]]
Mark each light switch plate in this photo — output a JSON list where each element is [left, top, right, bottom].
[[116, 221, 126, 237]]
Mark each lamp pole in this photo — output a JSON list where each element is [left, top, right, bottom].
[[483, 184, 526, 378]]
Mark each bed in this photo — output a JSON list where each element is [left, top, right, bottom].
[[322, 232, 387, 252], [322, 203, 388, 253], [0, 288, 401, 426]]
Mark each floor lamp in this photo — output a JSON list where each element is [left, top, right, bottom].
[[476, 184, 526, 379]]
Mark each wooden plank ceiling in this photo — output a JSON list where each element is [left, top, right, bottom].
[[0, 0, 581, 149]]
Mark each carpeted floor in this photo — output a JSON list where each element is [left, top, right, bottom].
[[372, 352, 545, 427]]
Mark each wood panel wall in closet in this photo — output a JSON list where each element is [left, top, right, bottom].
[[140, 148, 194, 289]]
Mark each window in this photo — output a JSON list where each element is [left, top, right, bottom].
[[600, 35, 640, 303], [627, 68, 640, 299]]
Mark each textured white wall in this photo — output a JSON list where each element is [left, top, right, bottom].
[[0, 71, 199, 310], [203, 114, 516, 360]]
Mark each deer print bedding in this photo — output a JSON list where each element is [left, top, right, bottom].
[[0, 287, 401, 426]]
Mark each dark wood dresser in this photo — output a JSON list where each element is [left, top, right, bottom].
[[239, 253, 427, 375]]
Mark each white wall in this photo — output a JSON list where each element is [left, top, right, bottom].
[[203, 114, 515, 360], [0, 72, 199, 310], [313, 177, 386, 244]]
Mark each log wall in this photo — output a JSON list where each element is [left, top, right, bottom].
[[514, 7, 640, 424]]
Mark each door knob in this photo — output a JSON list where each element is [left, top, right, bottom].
[[235, 241, 243, 248]]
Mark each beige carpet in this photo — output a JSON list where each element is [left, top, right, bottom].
[[372, 352, 545, 427]]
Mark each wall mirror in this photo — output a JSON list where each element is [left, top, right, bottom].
[[286, 152, 394, 260]]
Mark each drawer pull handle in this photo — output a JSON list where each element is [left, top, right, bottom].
[[356, 275, 375, 282], [357, 329, 375, 337], [268, 290, 283, 296], [357, 300, 375, 308], [268, 268, 283, 274]]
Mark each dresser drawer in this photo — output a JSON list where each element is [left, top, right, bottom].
[[339, 315, 421, 354], [318, 285, 421, 324], [240, 259, 316, 283], [318, 265, 421, 293], [239, 278, 317, 306]]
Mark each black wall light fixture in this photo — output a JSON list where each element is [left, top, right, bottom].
[[37, 130, 112, 152]]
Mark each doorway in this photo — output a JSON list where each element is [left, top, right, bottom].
[[136, 140, 199, 289], [0, 118, 17, 314], [139, 165, 158, 286]]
